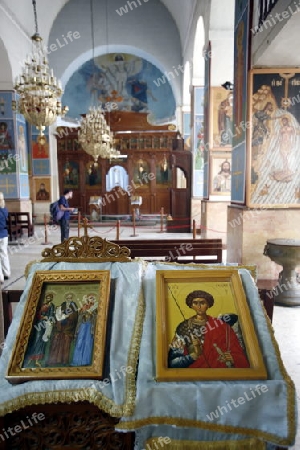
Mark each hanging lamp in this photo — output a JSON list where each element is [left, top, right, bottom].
[[12, 0, 68, 139], [78, 0, 119, 162]]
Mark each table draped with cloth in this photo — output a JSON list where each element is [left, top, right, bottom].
[[0, 261, 297, 450]]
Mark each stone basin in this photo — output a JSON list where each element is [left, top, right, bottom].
[[264, 239, 300, 306]]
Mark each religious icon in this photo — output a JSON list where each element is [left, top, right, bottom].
[[210, 154, 232, 195], [156, 269, 267, 381], [32, 135, 49, 159], [34, 178, 51, 201], [63, 161, 79, 188], [0, 121, 14, 150], [6, 270, 111, 383]]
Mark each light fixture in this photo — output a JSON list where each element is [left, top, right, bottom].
[[221, 81, 234, 91], [12, 0, 68, 138], [78, 0, 119, 162]]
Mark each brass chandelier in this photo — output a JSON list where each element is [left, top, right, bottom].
[[12, 0, 68, 137], [78, 0, 119, 162], [78, 107, 119, 162]]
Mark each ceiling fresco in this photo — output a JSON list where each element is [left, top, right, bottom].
[[62, 53, 176, 124]]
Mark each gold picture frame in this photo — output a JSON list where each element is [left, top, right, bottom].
[[6, 270, 111, 383], [210, 152, 232, 195], [156, 269, 267, 381], [33, 177, 51, 202]]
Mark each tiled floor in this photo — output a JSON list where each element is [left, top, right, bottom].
[[3, 223, 300, 448]]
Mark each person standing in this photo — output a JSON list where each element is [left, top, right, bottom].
[[47, 292, 78, 366], [0, 192, 11, 284], [23, 292, 56, 368], [71, 293, 98, 366], [58, 189, 75, 242]]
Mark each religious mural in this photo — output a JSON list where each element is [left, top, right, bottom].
[[34, 178, 51, 202], [63, 161, 79, 189], [193, 86, 205, 197], [202, 41, 211, 199], [31, 126, 50, 176], [156, 156, 172, 186], [232, 0, 249, 204], [17, 121, 28, 173], [248, 69, 300, 208], [211, 87, 233, 148], [85, 162, 101, 187], [0, 120, 15, 174], [62, 53, 176, 124], [210, 153, 232, 196]]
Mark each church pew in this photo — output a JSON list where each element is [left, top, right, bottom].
[[6, 213, 22, 242], [112, 238, 223, 264], [15, 212, 34, 237]]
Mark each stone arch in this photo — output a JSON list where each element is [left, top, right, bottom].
[[192, 16, 205, 86]]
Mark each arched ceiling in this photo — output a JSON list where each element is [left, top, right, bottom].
[[0, 0, 204, 114], [160, 0, 198, 52], [0, 0, 198, 52]]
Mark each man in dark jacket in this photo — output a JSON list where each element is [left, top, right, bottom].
[[58, 189, 75, 242]]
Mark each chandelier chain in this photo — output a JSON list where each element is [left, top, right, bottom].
[[78, 0, 119, 161], [90, 0, 95, 61], [32, 0, 39, 36]]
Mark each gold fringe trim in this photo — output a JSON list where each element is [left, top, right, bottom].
[[117, 416, 290, 446], [1, 263, 296, 446], [145, 437, 266, 450], [118, 295, 296, 446], [0, 274, 146, 418]]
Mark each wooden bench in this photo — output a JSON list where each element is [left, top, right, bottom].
[[112, 238, 223, 264], [6, 212, 22, 242], [15, 212, 34, 237]]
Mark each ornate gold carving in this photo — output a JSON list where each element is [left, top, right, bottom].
[[41, 235, 131, 262]]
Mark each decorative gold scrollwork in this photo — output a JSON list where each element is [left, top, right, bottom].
[[41, 235, 131, 262]]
